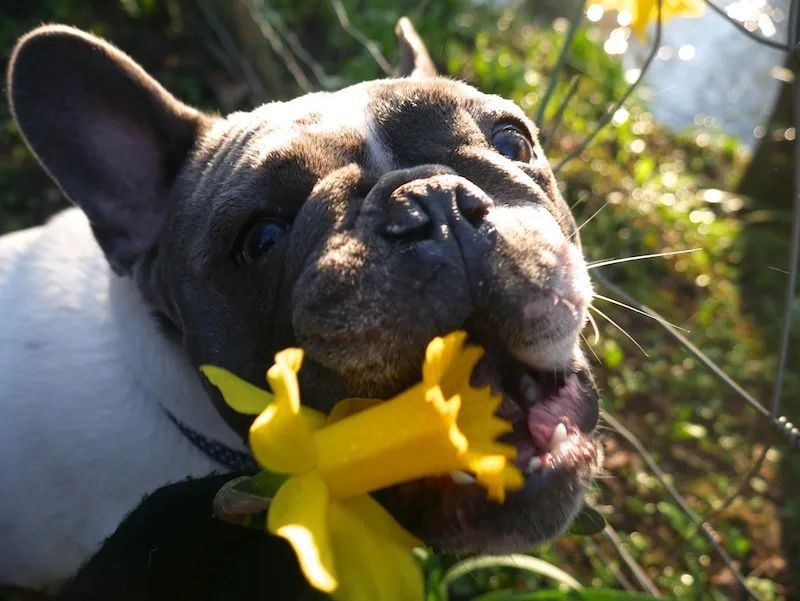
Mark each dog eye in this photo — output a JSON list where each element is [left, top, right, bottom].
[[237, 218, 289, 265], [491, 124, 534, 163]]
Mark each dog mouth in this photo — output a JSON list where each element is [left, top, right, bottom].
[[374, 318, 601, 551], [465, 321, 599, 483]]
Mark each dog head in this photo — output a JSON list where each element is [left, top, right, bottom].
[[7, 20, 601, 553]]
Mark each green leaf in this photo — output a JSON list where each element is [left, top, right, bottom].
[[472, 589, 570, 601], [567, 505, 607, 537], [578, 589, 669, 601], [602, 340, 625, 369], [472, 590, 669, 601], [633, 157, 655, 186], [669, 422, 708, 441], [440, 555, 582, 600]]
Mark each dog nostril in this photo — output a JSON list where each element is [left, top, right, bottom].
[[385, 193, 432, 239], [456, 187, 493, 228]]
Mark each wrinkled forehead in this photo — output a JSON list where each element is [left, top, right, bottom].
[[175, 78, 534, 248], [210, 77, 532, 169]]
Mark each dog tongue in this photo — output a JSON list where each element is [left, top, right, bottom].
[[527, 374, 581, 451]]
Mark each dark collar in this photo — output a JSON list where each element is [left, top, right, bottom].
[[162, 407, 260, 474]]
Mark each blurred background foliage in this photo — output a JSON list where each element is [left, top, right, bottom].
[[1, 0, 799, 599]]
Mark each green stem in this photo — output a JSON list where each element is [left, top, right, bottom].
[[233, 469, 290, 497]]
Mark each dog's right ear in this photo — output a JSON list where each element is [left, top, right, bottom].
[[7, 25, 211, 276], [395, 17, 437, 78]]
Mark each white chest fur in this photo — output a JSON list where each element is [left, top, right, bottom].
[[0, 208, 247, 589]]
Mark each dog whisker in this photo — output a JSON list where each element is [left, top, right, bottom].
[[593, 293, 690, 333], [586, 310, 600, 345], [588, 305, 649, 357], [581, 333, 602, 365], [569, 195, 587, 213], [587, 247, 702, 270], [568, 201, 608, 241], [553, 195, 586, 230]]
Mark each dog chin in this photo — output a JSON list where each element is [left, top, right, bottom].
[[374, 431, 601, 554]]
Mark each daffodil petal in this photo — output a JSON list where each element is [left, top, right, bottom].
[[266, 348, 305, 412], [250, 402, 317, 474], [598, 0, 705, 40], [343, 495, 422, 549], [327, 398, 384, 425], [422, 331, 469, 389], [268, 472, 338, 593], [663, 0, 705, 17], [200, 365, 273, 415], [329, 499, 424, 601], [464, 452, 525, 503], [457, 386, 512, 448], [440, 344, 483, 400], [455, 380, 522, 501], [632, 0, 655, 39], [249, 347, 317, 473]]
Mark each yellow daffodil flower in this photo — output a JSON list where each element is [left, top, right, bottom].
[[594, 0, 705, 40], [201, 331, 523, 601]]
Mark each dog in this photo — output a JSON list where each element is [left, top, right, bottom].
[[1, 17, 602, 596]]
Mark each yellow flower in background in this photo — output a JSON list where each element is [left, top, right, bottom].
[[202, 331, 523, 601], [594, 0, 706, 40]]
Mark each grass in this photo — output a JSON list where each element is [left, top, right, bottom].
[[1, 0, 798, 599]]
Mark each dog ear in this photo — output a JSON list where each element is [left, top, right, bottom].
[[395, 17, 437, 78], [7, 25, 211, 276]]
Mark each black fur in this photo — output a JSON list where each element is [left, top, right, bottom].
[[54, 474, 325, 601]]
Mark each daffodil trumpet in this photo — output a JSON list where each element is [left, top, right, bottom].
[[202, 331, 524, 601]]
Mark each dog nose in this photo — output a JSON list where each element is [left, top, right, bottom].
[[383, 174, 494, 239], [385, 192, 431, 237]]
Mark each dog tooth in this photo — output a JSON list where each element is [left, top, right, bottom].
[[549, 423, 568, 452], [450, 471, 477, 485], [526, 456, 543, 472], [561, 298, 578, 318], [519, 374, 540, 403]]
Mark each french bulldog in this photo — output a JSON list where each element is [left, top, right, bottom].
[[0, 17, 602, 595]]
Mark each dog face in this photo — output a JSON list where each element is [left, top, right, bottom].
[[8, 22, 601, 553]]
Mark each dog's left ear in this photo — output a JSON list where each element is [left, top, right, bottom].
[[395, 17, 437, 78], [7, 25, 210, 276]]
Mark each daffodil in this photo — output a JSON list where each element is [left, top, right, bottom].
[[202, 331, 523, 601], [594, 0, 705, 40]]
